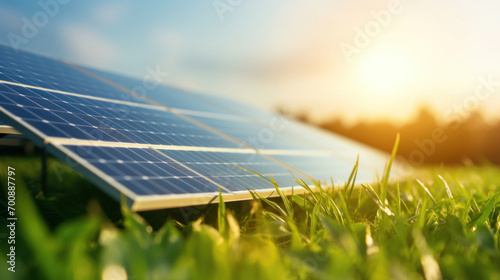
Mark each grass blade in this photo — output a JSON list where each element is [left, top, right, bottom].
[[469, 193, 499, 228], [361, 183, 395, 216], [416, 179, 437, 204], [381, 133, 400, 202], [413, 229, 443, 280], [345, 155, 359, 202], [218, 188, 227, 238], [438, 175, 453, 199], [310, 202, 321, 242]]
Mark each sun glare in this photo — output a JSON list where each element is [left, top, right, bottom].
[[357, 51, 411, 94]]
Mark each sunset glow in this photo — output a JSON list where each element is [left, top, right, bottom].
[[357, 51, 411, 95]]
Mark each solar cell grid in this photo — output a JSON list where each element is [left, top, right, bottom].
[[82, 67, 227, 115], [0, 45, 148, 104], [160, 150, 297, 191], [275, 120, 389, 169], [0, 83, 241, 148], [167, 92, 387, 167], [188, 115, 314, 150], [268, 154, 362, 183], [57, 144, 301, 196], [60, 145, 225, 196]]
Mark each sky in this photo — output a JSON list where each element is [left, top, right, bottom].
[[1, 0, 500, 124]]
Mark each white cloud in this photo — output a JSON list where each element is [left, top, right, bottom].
[[60, 24, 120, 67], [92, 2, 129, 26]]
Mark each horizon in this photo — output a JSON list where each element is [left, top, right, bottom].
[[1, 0, 500, 124]]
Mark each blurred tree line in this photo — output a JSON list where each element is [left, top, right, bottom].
[[290, 106, 500, 165]]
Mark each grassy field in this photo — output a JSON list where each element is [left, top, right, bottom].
[[1, 148, 500, 280]]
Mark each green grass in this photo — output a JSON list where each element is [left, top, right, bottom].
[[1, 149, 500, 279]]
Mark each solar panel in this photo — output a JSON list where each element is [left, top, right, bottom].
[[83, 67, 389, 181], [0, 45, 393, 210]]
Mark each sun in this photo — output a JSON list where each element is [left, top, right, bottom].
[[357, 51, 411, 94]]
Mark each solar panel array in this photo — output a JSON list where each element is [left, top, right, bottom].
[[0, 44, 390, 210]]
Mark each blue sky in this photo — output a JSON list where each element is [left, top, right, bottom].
[[1, 0, 500, 124]]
